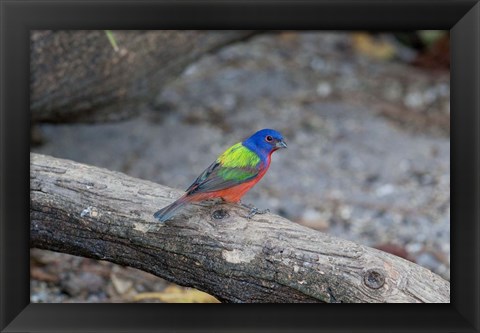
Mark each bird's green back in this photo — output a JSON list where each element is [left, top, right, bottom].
[[216, 143, 261, 182], [186, 142, 261, 194], [217, 142, 260, 168]]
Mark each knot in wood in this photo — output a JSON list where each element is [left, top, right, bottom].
[[363, 268, 385, 289], [212, 209, 229, 220]]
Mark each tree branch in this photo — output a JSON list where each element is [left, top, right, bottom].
[[30, 153, 450, 303]]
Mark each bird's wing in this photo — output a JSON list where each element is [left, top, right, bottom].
[[186, 143, 262, 195], [185, 160, 221, 193]]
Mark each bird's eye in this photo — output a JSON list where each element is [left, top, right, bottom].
[[265, 135, 273, 142]]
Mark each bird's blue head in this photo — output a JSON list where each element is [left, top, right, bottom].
[[242, 129, 287, 157]]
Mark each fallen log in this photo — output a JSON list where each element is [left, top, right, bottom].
[[30, 153, 450, 303], [31, 30, 255, 123]]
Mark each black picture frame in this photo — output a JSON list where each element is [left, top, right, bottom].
[[1, 1, 479, 332]]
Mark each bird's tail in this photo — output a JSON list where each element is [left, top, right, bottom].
[[153, 195, 190, 222]]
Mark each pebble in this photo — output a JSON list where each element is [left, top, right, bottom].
[[375, 184, 396, 197], [316, 82, 332, 97]]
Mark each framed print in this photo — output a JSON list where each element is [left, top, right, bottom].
[[1, 1, 479, 332]]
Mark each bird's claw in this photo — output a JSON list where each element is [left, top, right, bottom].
[[239, 201, 269, 219], [245, 207, 270, 219]]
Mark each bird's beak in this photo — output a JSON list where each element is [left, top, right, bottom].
[[276, 140, 287, 149]]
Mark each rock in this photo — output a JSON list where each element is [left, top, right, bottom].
[[60, 272, 105, 296]]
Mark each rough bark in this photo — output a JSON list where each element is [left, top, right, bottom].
[[31, 30, 255, 123], [30, 153, 450, 303]]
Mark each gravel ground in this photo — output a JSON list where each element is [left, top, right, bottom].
[[31, 32, 450, 302]]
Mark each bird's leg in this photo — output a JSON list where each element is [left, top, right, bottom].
[[246, 207, 270, 219], [239, 201, 270, 219]]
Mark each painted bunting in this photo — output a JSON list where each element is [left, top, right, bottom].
[[153, 129, 287, 222]]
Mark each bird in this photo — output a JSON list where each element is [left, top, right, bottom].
[[153, 128, 287, 222]]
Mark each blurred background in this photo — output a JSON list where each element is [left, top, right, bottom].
[[30, 30, 450, 303]]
